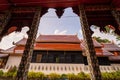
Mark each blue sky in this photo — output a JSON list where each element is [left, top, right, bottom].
[[0, 7, 119, 50], [38, 8, 82, 37]]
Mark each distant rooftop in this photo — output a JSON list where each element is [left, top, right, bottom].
[[36, 35, 80, 43], [1, 46, 16, 53], [102, 43, 120, 51], [2, 34, 120, 61]]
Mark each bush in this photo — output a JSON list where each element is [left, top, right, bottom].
[[8, 66, 17, 73], [60, 74, 68, 79], [28, 71, 36, 78], [114, 71, 120, 79], [48, 73, 60, 80], [3, 66, 17, 78], [1, 70, 120, 80], [102, 71, 120, 80], [77, 72, 90, 80], [0, 70, 4, 77], [28, 71, 45, 80], [36, 72, 45, 79], [67, 73, 77, 80]]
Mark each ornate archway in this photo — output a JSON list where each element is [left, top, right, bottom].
[[0, 1, 120, 80]]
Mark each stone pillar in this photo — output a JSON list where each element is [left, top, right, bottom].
[[79, 5, 101, 80], [16, 7, 41, 80], [0, 11, 11, 39]]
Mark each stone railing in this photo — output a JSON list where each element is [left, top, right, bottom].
[[29, 63, 84, 74], [3, 63, 120, 74]]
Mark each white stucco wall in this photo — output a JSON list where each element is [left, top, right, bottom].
[[4, 55, 22, 72], [2, 55, 120, 74]]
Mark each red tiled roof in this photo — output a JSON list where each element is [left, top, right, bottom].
[[3, 35, 119, 59], [109, 55, 120, 61], [80, 39, 102, 49], [93, 39, 102, 47], [1, 45, 24, 54], [14, 46, 24, 53], [36, 35, 80, 43], [102, 43, 120, 51], [82, 47, 113, 56], [102, 48, 114, 56], [5, 43, 82, 52], [34, 43, 82, 51], [1, 46, 16, 53]]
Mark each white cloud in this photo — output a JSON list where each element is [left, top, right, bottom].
[[54, 29, 67, 35], [79, 29, 83, 35], [54, 29, 59, 34]]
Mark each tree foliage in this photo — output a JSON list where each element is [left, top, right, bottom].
[[93, 36, 111, 43]]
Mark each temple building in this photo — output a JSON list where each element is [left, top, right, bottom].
[[0, 35, 120, 74], [1, 0, 120, 79]]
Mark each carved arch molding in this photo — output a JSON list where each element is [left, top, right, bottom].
[[0, 4, 120, 40]]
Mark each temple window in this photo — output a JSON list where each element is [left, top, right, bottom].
[[36, 54, 42, 63]]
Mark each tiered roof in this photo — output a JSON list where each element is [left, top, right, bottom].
[[102, 43, 120, 51], [93, 39, 102, 47], [34, 43, 82, 51], [102, 43, 120, 61], [0, 48, 8, 57], [35, 35, 81, 51], [36, 35, 80, 43], [14, 35, 82, 51], [1, 46, 16, 54], [81, 39, 114, 56], [1, 35, 120, 60]]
